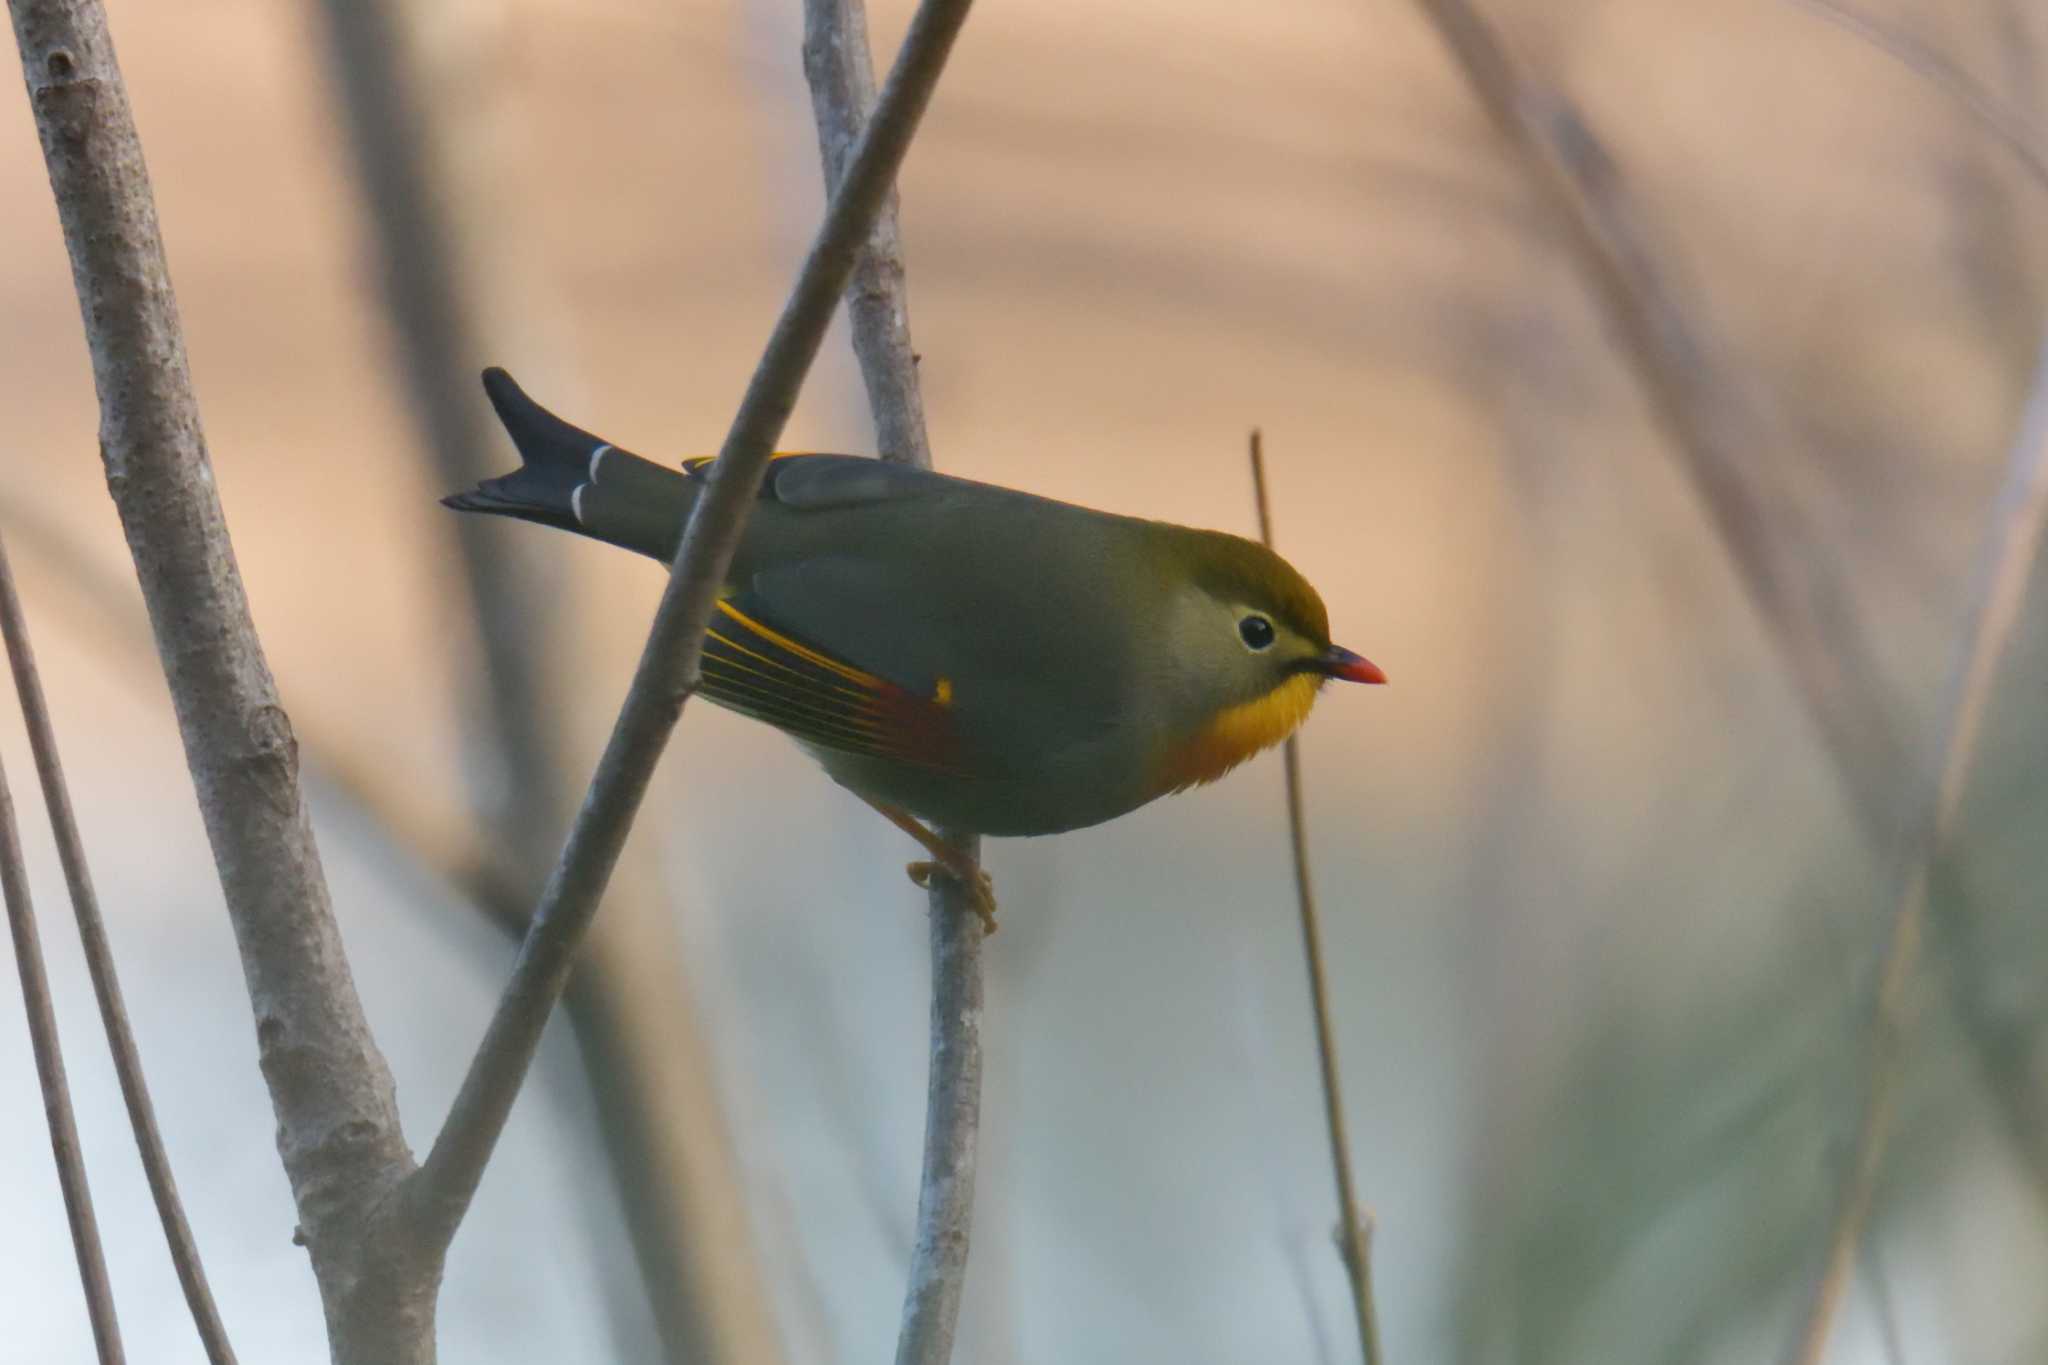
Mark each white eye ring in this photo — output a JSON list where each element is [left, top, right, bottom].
[[1238, 614, 1276, 651]]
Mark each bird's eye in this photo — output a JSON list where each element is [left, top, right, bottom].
[[1238, 614, 1276, 651]]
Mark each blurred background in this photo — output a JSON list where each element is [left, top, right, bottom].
[[4, 0, 2047, 1361]]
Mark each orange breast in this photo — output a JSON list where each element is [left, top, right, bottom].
[[1152, 674, 1322, 794]]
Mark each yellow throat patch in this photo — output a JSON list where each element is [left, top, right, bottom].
[[1155, 672, 1322, 794]]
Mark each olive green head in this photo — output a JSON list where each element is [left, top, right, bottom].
[[1140, 523, 1384, 793]]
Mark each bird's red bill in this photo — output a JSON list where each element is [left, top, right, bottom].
[[1321, 645, 1387, 685]]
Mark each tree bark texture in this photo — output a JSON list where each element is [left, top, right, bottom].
[[6, 4, 434, 1360]]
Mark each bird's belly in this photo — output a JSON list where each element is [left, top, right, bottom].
[[806, 740, 1154, 838]]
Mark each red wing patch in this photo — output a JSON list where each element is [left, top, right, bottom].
[[699, 599, 964, 772]]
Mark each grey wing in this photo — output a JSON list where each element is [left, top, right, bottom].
[[733, 554, 1132, 776]]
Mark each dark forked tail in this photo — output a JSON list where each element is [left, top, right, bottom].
[[442, 368, 697, 562]]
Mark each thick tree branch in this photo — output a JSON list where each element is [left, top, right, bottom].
[[0, 530, 236, 1363], [800, 3, 987, 1358], [406, 0, 978, 1250], [1249, 435, 1384, 1365], [1783, 333, 2048, 1365], [7, 5, 429, 1361]]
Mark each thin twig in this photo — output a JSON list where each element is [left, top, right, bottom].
[[7, 6, 426, 1360], [1249, 432, 1385, 1365], [800, 4, 988, 1356], [0, 586, 124, 1365], [0, 530, 236, 1362], [1407, 0, 2048, 1268], [406, 0, 978, 1250], [1783, 333, 2048, 1365], [1409, 0, 1906, 813], [1782, 0, 2048, 191], [1862, 1238, 1909, 1365]]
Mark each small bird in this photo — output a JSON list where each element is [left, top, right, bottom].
[[446, 369, 1384, 928]]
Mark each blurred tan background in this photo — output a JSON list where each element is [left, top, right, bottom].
[[4, 0, 2047, 1361]]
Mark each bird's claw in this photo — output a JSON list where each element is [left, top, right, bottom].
[[906, 860, 999, 935]]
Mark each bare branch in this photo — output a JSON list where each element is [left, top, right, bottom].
[[799, 2, 988, 1356], [1783, 0, 2048, 192], [0, 530, 236, 1363], [0, 564, 124, 1365], [1408, 0, 1907, 814], [802, 0, 935, 470], [1408, 0, 2048, 1238], [1783, 333, 2048, 1365], [407, 0, 979, 1250], [1250, 433, 1385, 1365], [312, 4, 782, 1357], [895, 851, 985, 1365], [6, 4, 428, 1360]]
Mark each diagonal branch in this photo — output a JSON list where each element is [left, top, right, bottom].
[[1783, 0, 2048, 192], [1409, 0, 1907, 816], [1783, 332, 2048, 1365], [800, 4, 988, 1358], [0, 529, 236, 1363], [312, 3, 782, 1357], [1407, 0, 2048, 1246], [6, 5, 427, 1360], [406, 0, 979, 1251]]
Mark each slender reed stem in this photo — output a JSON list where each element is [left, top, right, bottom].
[[0, 532, 235, 1361], [1783, 337, 2048, 1365], [1250, 432, 1384, 1365], [0, 591, 124, 1365]]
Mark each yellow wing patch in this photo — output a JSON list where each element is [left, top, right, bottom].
[[680, 451, 814, 477], [699, 599, 964, 772]]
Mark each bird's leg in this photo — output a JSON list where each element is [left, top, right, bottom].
[[860, 798, 997, 934]]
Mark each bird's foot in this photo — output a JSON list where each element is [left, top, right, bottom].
[[862, 797, 997, 934], [906, 858, 999, 935]]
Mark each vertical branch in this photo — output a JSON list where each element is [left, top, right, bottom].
[[0, 531, 237, 1363], [799, 3, 987, 1358], [6, 5, 428, 1362], [0, 609, 124, 1365], [801, 0, 935, 469], [1250, 433, 1385, 1365], [1783, 338, 2048, 1365], [895, 851, 985, 1365], [406, 0, 979, 1250]]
